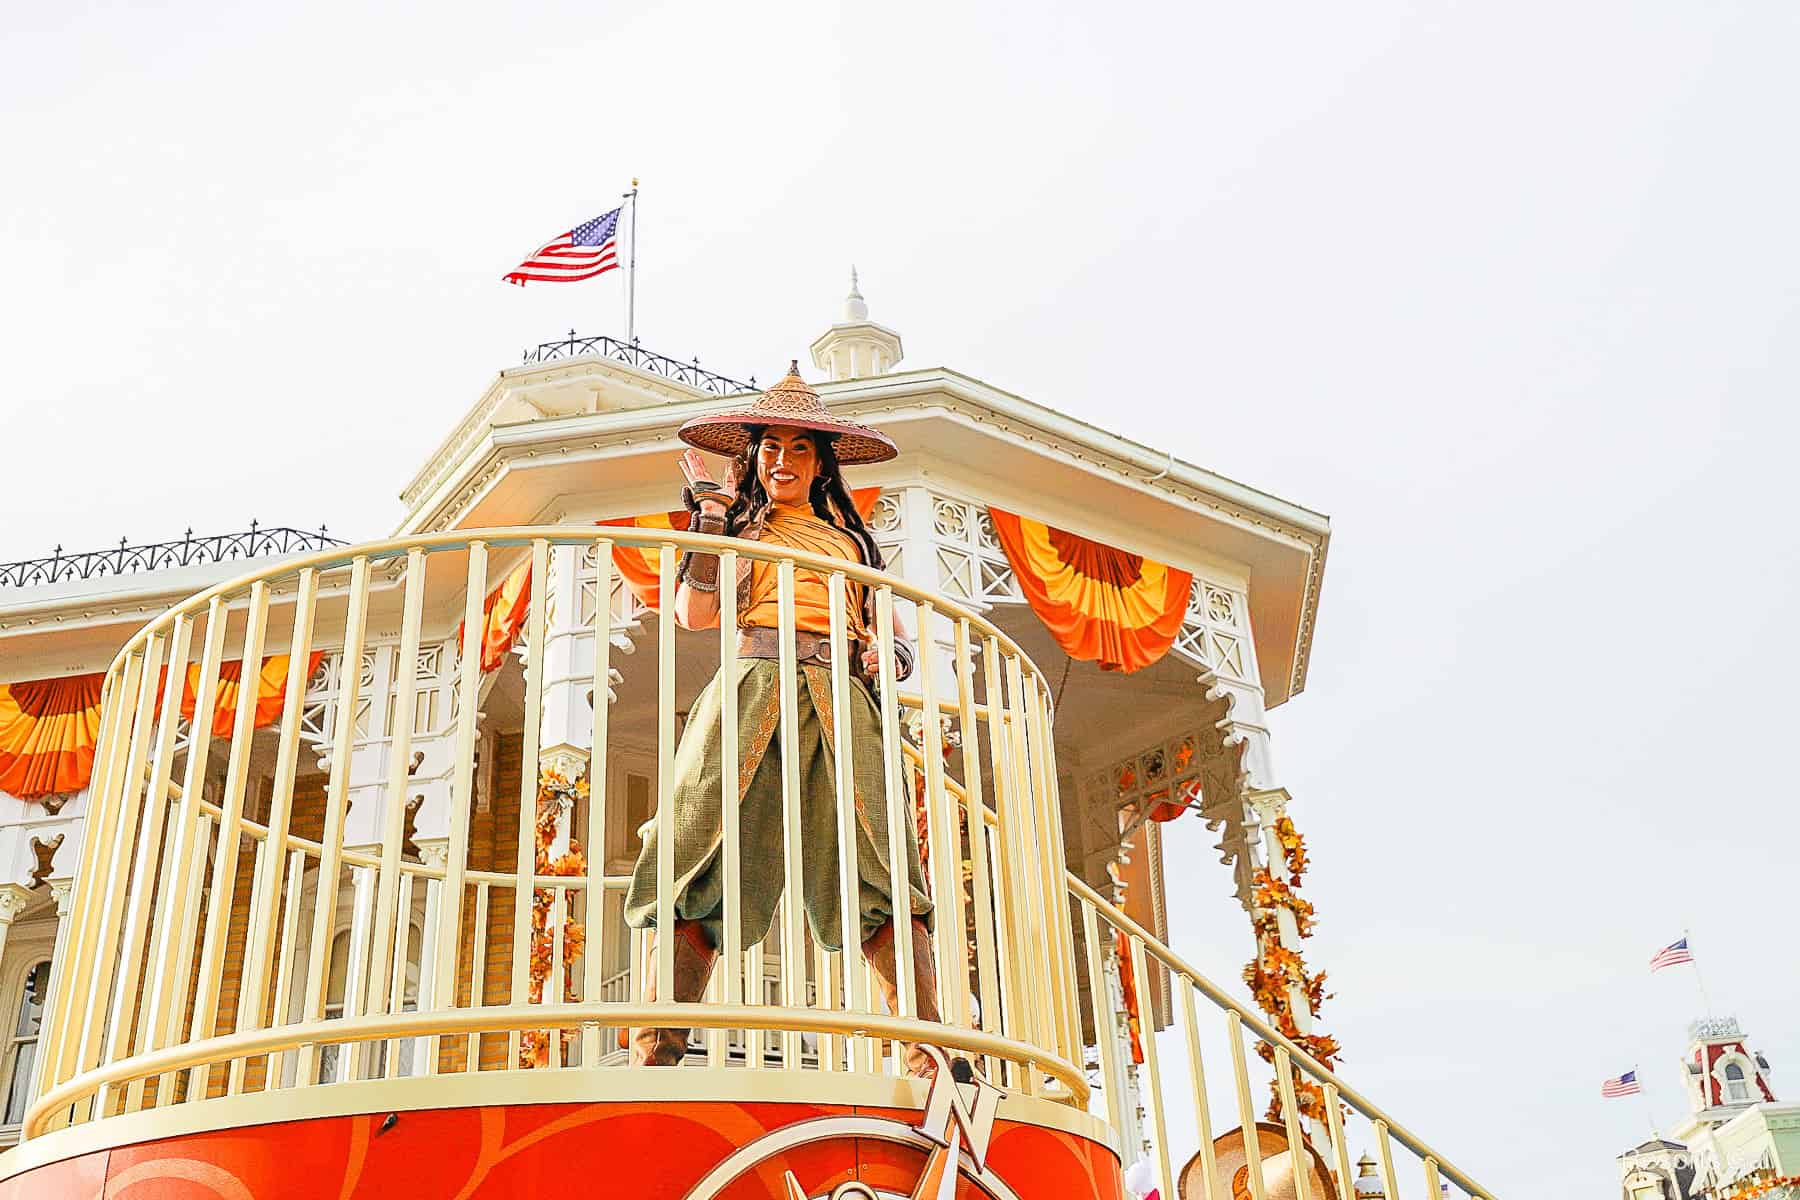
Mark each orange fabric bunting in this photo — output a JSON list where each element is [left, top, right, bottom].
[[0, 673, 106, 800], [986, 508, 1192, 673], [156, 652, 327, 739], [1116, 928, 1147, 1064], [1, 652, 321, 800], [459, 558, 533, 672], [599, 509, 691, 612]]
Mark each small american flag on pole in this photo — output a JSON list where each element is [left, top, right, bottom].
[[503, 207, 622, 285], [1602, 1070, 1642, 1098], [1650, 937, 1694, 972]]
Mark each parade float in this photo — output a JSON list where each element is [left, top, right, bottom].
[[0, 279, 1495, 1199]]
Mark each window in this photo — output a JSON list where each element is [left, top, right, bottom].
[[2, 961, 51, 1126], [318, 932, 353, 1083], [319, 926, 424, 1081], [612, 771, 653, 863], [1724, 1061, 1751, 1103]]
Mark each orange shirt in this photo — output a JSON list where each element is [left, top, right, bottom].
[[740, 504, 870, 639]]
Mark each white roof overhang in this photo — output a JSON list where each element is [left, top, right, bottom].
[[400, 364, 1330, 706]]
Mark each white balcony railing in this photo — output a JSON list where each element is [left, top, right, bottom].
[[19, 528, 1495, 1200]]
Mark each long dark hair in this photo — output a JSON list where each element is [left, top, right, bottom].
[[724, 426, 883, 569]]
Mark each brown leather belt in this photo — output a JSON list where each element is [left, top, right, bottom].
[[736, 626, 857, 668]]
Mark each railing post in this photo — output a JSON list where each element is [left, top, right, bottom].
[[954, 619, 1002, 1067], [508, 539, 551, 1066], [230, 568, 319, 1095], [581, 538, 613, 1067], [1130, 936, 1175, 1200], [720, 549, 747, 1049], [916, 603, 970, 1031], [362, 549, 428, 1077], [825, 570, 867, 1069], [874, 588, 916, 1024], [432, 542, 488, 1074], [68, 636, 168, 1098], [775, 558, 806, 1067], [184, 579, 273, 1100], [298, 557, 372, 1086], [134, 598, 229, 1109], [33, 656, 135, 1119], [652, 542, 676, 1021]]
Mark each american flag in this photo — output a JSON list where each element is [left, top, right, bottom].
[[503, 207, 621, 286], [1650, 937, 1694, 972], [1602, 1070, 1642, 1098]]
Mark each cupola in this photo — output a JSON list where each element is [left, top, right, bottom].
[[809, 267, 904, 380], [1353, 1153, 1385, 1199]]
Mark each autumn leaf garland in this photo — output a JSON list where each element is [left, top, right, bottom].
[[519, 769, 589, 1069], [1242, 814, 1341, 1122]]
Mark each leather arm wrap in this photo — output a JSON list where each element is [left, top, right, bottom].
[[677, 513, 728, 592], [892, 636, 916, 682]]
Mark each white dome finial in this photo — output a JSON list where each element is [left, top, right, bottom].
[[812, 264, 902, 380], [843, 265, 869, 323]]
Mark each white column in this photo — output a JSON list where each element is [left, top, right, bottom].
[[411, 839, 448, 1074], [341, 646, 395, 840], [338, 864, 377, 1081], [25, 879, 76, 1105], [536, 543, 633, 784], [538, 545, 593, 782], [0, 884, 32, 979], [1247, 786, 1313, 1037]]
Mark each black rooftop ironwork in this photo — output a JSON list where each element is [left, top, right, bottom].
[[520, 332, 756, 396], [0, 523, 346, 589]]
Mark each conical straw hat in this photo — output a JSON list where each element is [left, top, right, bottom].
[[1179, 1123, 1339, 1200], [677, 360, 899, 465]]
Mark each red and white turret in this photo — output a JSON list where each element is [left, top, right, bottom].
[[1681, 1017, 1776, 1117]]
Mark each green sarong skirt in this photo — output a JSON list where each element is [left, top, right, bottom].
[[623, 658, 932, 953]]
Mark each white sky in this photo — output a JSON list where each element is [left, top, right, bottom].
[[4, 3, 1797, 1195]]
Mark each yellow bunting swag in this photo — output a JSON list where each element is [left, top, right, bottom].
[[986, 509, 1190, 673]]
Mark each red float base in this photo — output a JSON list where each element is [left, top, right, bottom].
[[0, 1091, 1125, 1199]]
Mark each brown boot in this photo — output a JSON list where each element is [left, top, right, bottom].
[[630, 919, 717, 1066], [863, 916, 947, 1077]]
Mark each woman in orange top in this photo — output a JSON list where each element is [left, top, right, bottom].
[[623, 364, 943, 1074]]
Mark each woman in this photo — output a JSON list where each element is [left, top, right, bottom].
[[623, 362, 944, 1074]]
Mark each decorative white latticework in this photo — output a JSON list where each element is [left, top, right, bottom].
[[926, 492, 1019, 606], [1092, 728, 1208, 830], [867, 491, 905, 576], [576, 542, 650, 629], [1173, 579, 1255, 683]]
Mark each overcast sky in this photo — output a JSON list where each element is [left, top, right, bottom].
[[4, 3, 1797, 1196]]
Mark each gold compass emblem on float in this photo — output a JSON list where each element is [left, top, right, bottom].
[[681, 1048, 1021, 1200]]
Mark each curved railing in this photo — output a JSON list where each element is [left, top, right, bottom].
[[20, 527, 1496, 1200], [26, 529, 1083, 1127]]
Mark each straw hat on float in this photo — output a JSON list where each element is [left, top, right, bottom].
[[676, 360, 899, 465], [1179, 1123, 1340, 1200]]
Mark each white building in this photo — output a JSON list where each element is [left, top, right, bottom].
[[1618, 1017, 1800, 1200]]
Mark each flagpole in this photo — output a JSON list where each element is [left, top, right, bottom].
[[1687, 928, 1714, 1016], [624, 178, 639, 345]]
